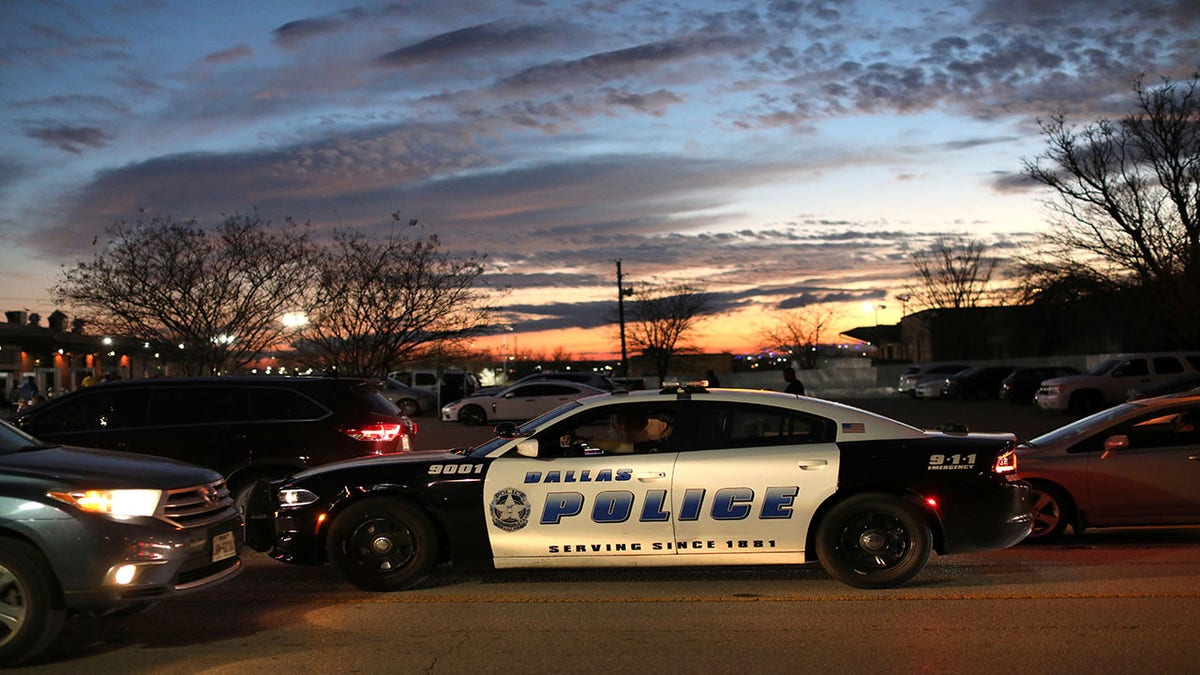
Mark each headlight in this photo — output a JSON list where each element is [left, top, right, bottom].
[[49, 489, 162, 518], [279, 488, 320, 507]]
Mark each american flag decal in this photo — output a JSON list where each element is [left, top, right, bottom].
[[842, 422, 865, 433]]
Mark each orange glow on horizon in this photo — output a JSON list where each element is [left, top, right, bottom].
[[476, 304, 876, 360]]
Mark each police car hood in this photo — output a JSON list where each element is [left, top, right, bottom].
[[292, 448, 466, 479], [0, 444, 223, 489]]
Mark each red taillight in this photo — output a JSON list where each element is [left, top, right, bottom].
[[993, 449, 1017, 474], [340, 422, 405, 443]]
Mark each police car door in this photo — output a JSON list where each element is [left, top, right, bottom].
[[482, 403, 679, 565], [669, 401, 839, 558]]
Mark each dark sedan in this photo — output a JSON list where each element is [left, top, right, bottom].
[[942, 366, 1016, 400], [999, 366, 1080, 405]]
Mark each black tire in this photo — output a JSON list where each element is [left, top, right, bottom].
[[0, 540, 66, 666], [815, 494, 932, 589], [396, 398, 420, 417], [458, 405, 486, 426], [1025, 483, 1072, 543], [325, 498, 439, 592]]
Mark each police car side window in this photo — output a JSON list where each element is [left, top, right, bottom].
[[688, 403, 835, 451], [532, 405, 676, 457]]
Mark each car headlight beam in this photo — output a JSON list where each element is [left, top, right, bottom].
[[49, 489, 162, 518], [279, 488, 320, 507]]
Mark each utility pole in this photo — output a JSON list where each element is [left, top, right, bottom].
[[616, 260, 633, 377]]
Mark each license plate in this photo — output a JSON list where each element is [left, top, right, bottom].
[[212, 531, 237, 562]]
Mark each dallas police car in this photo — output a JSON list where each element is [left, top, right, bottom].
[[246, 386, 1031, 590]]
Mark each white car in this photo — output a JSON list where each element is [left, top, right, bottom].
[[897, 364, 968, 396], [441, 381, 605, 425], [250, 385, 1032, 591], [913, 375, 952, 399]]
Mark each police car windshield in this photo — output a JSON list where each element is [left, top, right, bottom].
[[466, 400, 588, 458]]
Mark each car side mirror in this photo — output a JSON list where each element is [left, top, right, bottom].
[[1101, 434, 1129, 459], [494, 422, 524, 438], [516, 439, 539, 458]]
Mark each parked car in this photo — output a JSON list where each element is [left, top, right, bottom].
[[0, 419, 243, 665], [1016, 392, 1200, 542], [1036, 352, 1200, 414], [387, 369, 480, 406], [441, 381, 605, 425], [5, 376, 414, 512], [941, 366, 1016, 400], [912, 367, 971, 399], [999, 366, 1080, 405], [897, 364, 969, 396], [380, 377, 439, 417], [509, 371, 616, 391], [247, 385, 1030, 592]]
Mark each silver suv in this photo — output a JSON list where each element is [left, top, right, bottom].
[[1036, 352, 1200, 413]]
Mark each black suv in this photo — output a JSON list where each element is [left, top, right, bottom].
[[6, 376, 413, 510], [0, 419, 243, 665]]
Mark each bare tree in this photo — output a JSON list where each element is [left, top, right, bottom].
[[52, 212, 317, 375], [293, 218, 497, 376], [907, 234, 998, 310], [1021, 71, 1200, 343], [627, 281, 712, 383], [760, 305, 837, 369]]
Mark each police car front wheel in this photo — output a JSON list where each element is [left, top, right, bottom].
[[815, 493, 932, 589], [325, 498, 439, 592]]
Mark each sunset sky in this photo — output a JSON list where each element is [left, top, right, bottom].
[[2, 1, 1198, 360]]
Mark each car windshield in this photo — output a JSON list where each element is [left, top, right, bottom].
[[1088, 359, 1121, 376], [0, 419, 53, 454], [1024, 403, 1137, 448], [467, 400, 588, 457]]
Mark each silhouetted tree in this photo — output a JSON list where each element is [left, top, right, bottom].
[[1022, 71, 1200, 344], [760, 305, 837, 369], [52, 212, 317, 375], [293, 217, 497, 376], [627, 281, 712, 382], [907, 234, 998, 310]]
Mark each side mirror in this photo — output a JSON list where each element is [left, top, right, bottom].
[[516, 439, 539, 458], [494, 422, 524, 438], [1101, 434, 1129, 459]]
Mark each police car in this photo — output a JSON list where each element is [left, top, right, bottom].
[[246, 386, 1031, 590]]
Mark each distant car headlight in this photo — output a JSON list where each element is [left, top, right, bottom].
[[49, 489, 162, 518], [279, 488, 320, 507]]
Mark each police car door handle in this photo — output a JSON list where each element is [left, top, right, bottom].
[[797, 459, 828, 470], [636, 472, 667, 482]]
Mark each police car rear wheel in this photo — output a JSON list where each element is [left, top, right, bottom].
[[815, 494, 931, 589], [325, 498, 438, 592]]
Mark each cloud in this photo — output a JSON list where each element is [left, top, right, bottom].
[[495, 33, 754, 92], [23, 124, 114, 153], [376, 21, 570, 67], [203, 44, 253, 64]]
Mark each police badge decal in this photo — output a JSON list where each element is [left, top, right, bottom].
[[490, 488, 531, 532]]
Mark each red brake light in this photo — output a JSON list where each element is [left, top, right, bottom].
[[340, 422, 405, 443], [993, 449, 1017, 474]]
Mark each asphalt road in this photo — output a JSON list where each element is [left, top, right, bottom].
[[22, 529, 1200, 674]]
